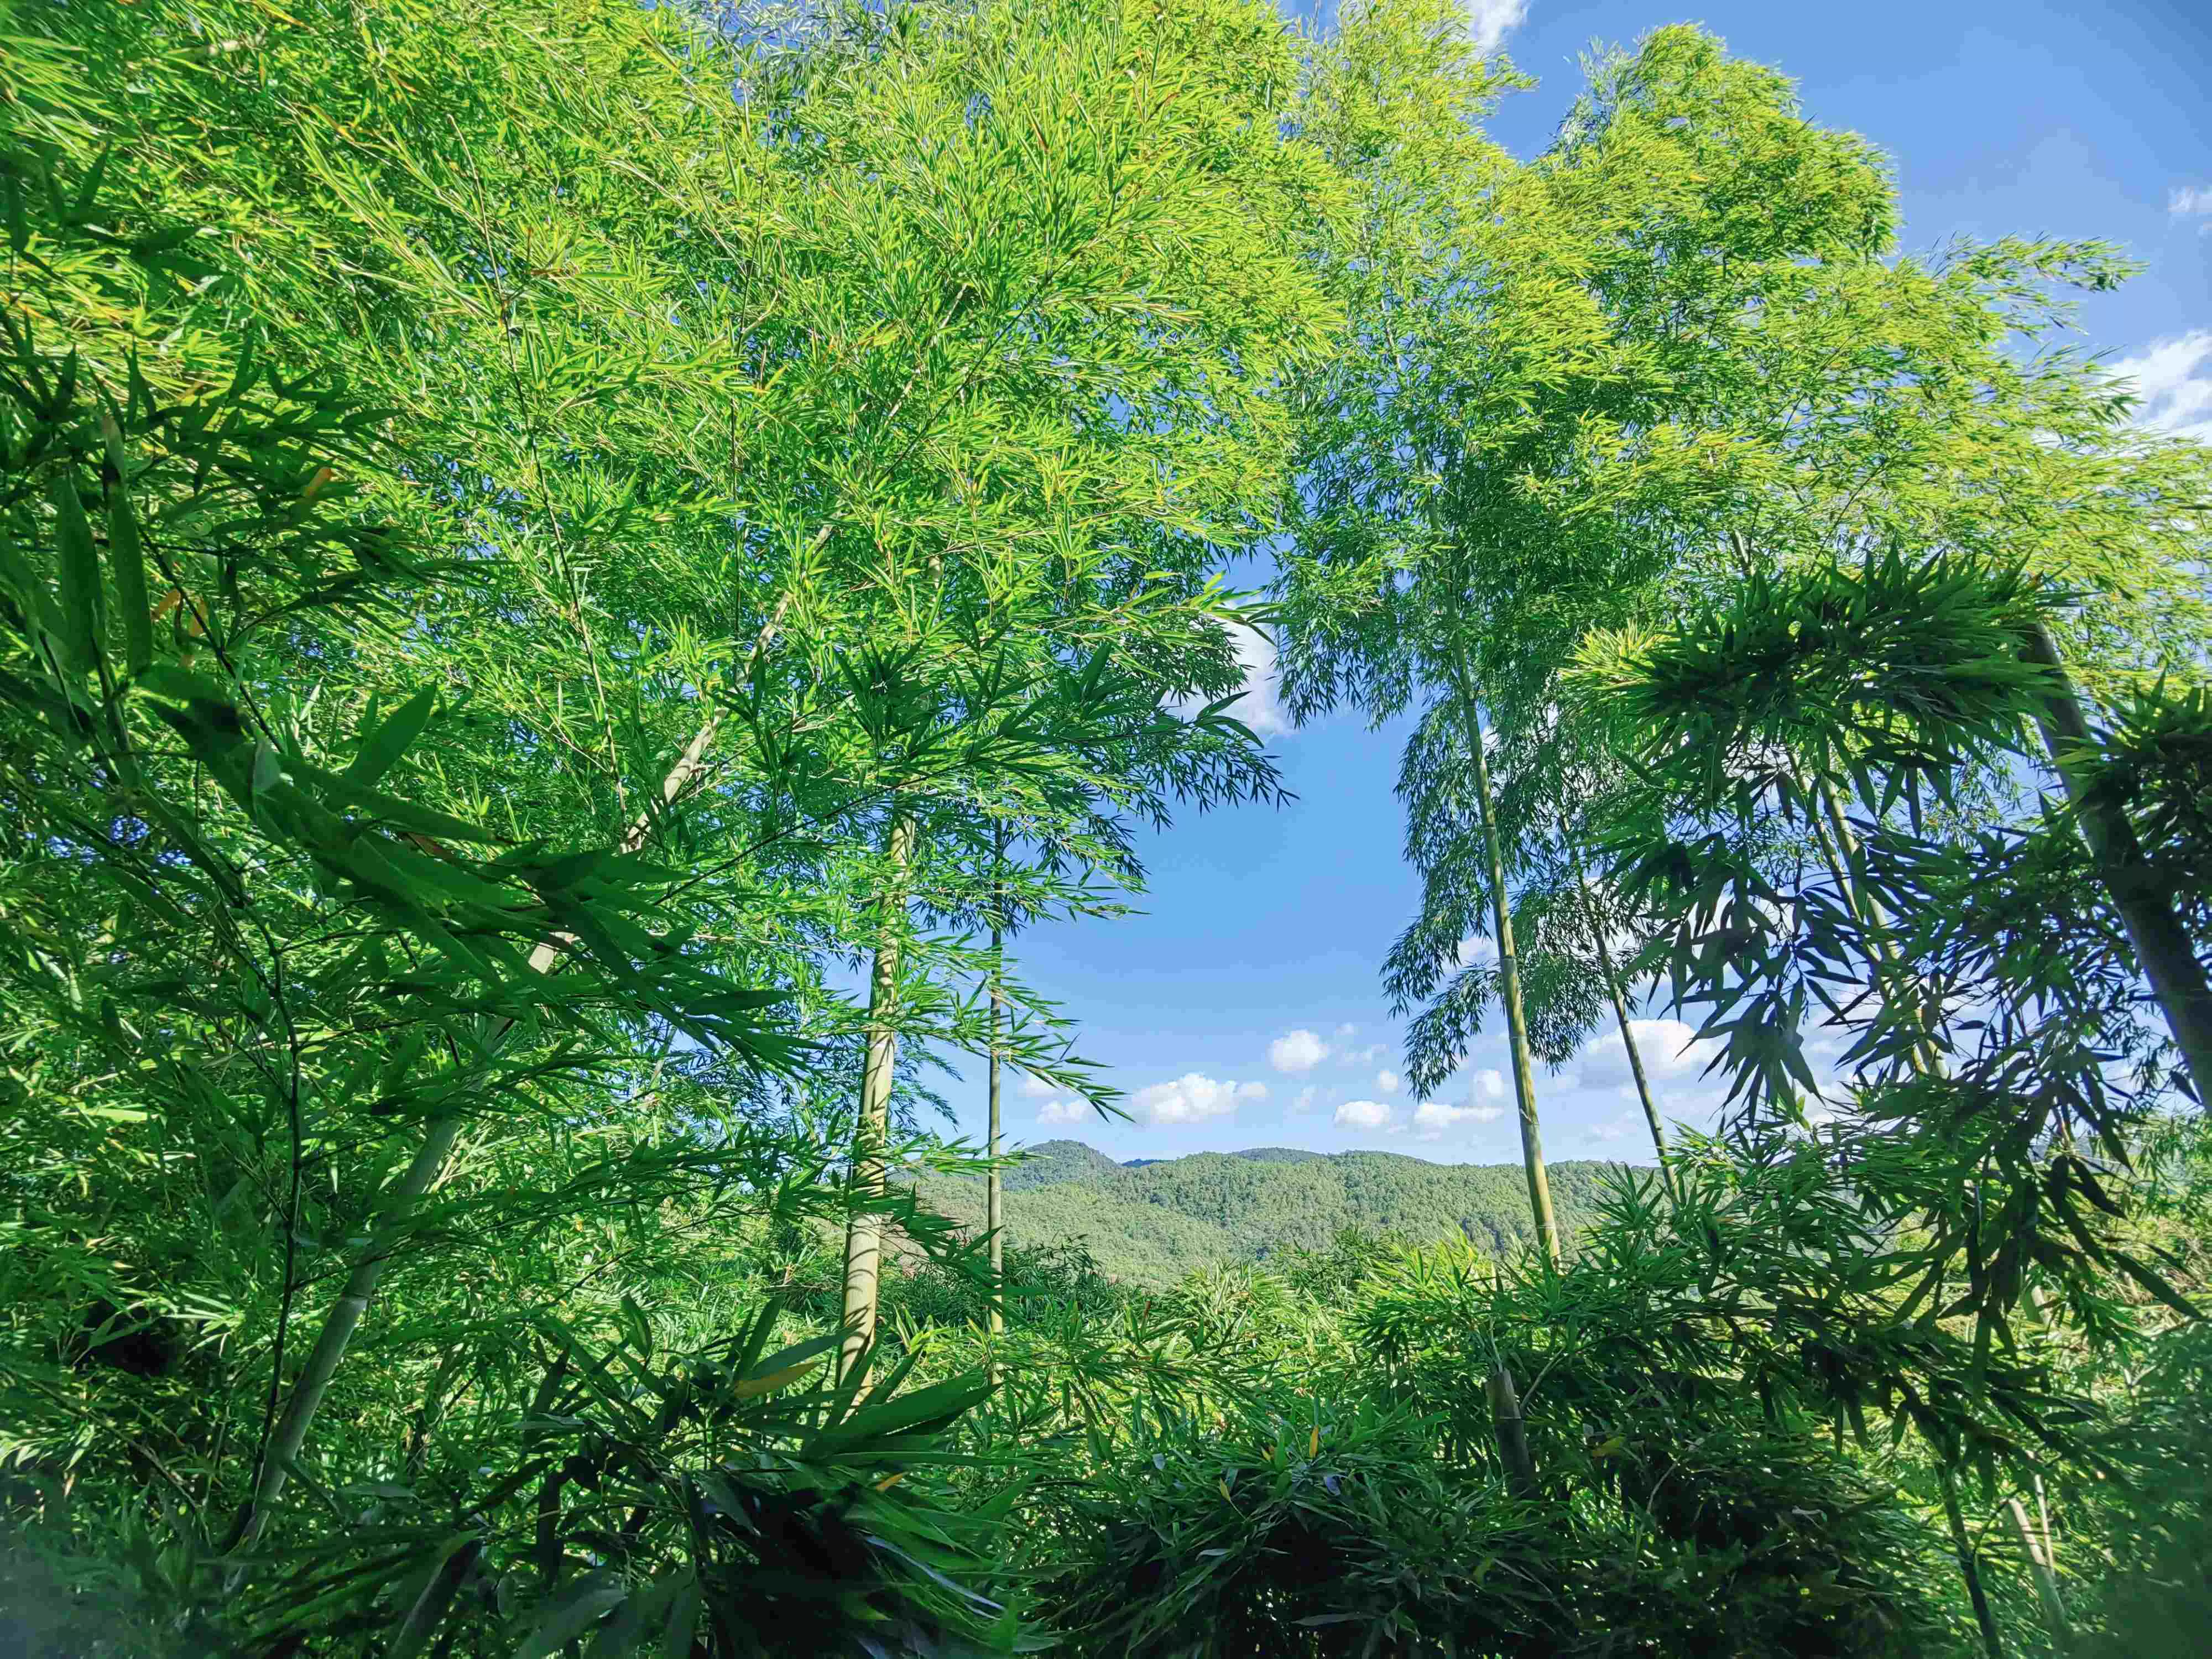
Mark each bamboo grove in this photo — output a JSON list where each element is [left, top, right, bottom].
[[2, 2, 2208, 1655]]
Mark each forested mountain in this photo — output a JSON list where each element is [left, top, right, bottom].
[[917, 1141, 1625, 1284]]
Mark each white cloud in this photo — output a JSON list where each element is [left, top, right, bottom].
[[1334, 1022, 1358, 1038], [1376, 1069, 1401, 1094], [1413, 1099, 1506, 1139], [1472, 1067, 1506, 1100], [1229, 625, 1291, 736], [1036, 1098, 1088, 1125], [1131, 1073, 1266, 1125], [1017, 1074, 1056, 1099], [1573, 1019, 1721, 1089], [1454, 935, 1499, 971], [1465, 0, 1528, 59], [1270, 1029, 1330, 1073], [2109, 332, 2212, 443], [1293, 1084, 1320, 1113], [1335, 1098, 1395, 1130], [1642, 1083, 1728, 1123], [1339, 1042, 1386, 1065], [2171, 185, 2212, 221], [1176, 624, 1291, 737]]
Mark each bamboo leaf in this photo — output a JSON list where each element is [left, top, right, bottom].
[[347, 687, 437, 785], [106, 482, 154, 676], [48, 469, 103, 674]]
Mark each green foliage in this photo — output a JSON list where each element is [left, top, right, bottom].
[[1, 0, 1353, 1647], [1006, 1220, 1955, 1658], [2067, 1324, 2212, 1656], [890, 1238, 1127, 1332], [1572, 552, 2060, 823], [1038, 1392, 1571, 1656], [918, 1142, 1623, 1286], [232, 1322, 1015, 1658], [2090, 678, 2212, 917]]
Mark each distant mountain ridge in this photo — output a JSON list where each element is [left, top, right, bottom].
[[1121, 1145, 1323, 1170], [915, 1139, 1625, 1288]]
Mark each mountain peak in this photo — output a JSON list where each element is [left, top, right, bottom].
[[1004, 1139, 1129, 1192]]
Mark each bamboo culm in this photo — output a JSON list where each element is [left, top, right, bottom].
[[987, 830, 1007, 1353], [2004, 1496, 2069, 1649], [837, 811, 917, 1385], [232, 715, 723, 1549], [1941, 1464, 2007, 1659], [1449, 659, 1559, 1267], [1567, 835, 1676, 1200], [2026, 622, 2212, 1097], [1486, 1361, 1538, 1499]]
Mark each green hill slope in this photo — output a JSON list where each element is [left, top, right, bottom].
[[996, 1138, 1130, 1193], [916, 1142, 1625, 1288]]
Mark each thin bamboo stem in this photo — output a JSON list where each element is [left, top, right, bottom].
[[986, 827, 1006, 1378], [2005, 1495, 2069, 1648], [837, 812, 917, 1385], [233, 713, 729, 1548], [1941, 1464, 2007, 1659], [1462, 690, 1558, 1266], [1568, 836, 1676, 1199]]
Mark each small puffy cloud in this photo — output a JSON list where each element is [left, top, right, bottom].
[[2108, 331, 2212, 444], [1340, 1042, 1386, 1065], [1376, 1069, 1401, 1094], [1334, 1022, 1358, 1038], [1270, 1029, 1331, 1073], [2171, 185, 2212, 221], [1633, 1083, 1729, 1125], [1293, 1085, 1320, 1113], [1574, 1019, 1721, 1088], [1803, 1030, 1851, 1064], [1228, 624, 1291, 737], [1413, 1099, 1505, 1139], [1465, 0, 1529, 59], [1036, 1098, 1088, 1125], [1454, 935, 1499, 970], [1334, 1098, 1395, 1130], [1017, 1074, 1057, 1100], [1133, 1073, 1266, 1125], [1472, 1068, 1506, 1100], [1175, 624, 1290, 737]]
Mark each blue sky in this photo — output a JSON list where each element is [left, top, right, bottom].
[[943, 0, 2212, 1167]]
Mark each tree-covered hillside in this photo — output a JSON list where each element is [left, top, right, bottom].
[[917, 1141, 1625, 1284], [995, 1138, 1132, 1192]]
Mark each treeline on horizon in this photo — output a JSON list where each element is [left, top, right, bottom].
[[912, 1141, 1626, 1286], [2, 1, 2209, 1655]]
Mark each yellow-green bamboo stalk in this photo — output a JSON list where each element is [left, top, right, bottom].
[[837, 812, 917, 1385]]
